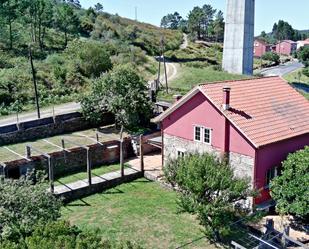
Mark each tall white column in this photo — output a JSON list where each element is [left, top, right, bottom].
[[222, 0, 255, 75]]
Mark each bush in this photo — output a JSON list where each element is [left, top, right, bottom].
[[261, 52, 280, 65], [0, 172, 62, 241], [270, 146, 309, 220], [0, 221, 144, 249], [302, 67, 309, 77], [297, 46, 309, 67], [164, 153, 253, 241], [65, 40, 112, 78]]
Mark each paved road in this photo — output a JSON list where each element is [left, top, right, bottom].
[[260, 61, 304, 77], [0, 102, 81, 127]]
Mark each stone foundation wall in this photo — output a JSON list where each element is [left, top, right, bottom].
[[164, 134, 221, 161], [229, 152, 254, 184], [4, 138, 134, 179]]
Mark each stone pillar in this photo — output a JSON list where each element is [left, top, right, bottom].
[[222, 0, 255, 75]]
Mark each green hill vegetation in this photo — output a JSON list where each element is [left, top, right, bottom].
[[0, 0, 182, 115]]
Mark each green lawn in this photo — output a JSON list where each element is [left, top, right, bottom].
[[284, 69, 309, 100], [157, 65, 250, 102], [0, 125, 124, 163], [284, 68, 309, 85], [55, 164, 129, 186], [62, 179, 218, 249]]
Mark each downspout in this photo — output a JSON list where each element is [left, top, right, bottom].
[[222, 87, 231, 162]]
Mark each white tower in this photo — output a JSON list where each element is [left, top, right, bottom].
[[222, 0, 255, 75]]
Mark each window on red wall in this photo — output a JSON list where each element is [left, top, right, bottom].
[[266, 167, 278, 188]]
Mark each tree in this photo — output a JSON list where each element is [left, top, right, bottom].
[[0, 172, 62, 241], [261, 52, 280, 65], [213, 10, 224, 42], [25, 0, 54, 49], [270, 147, 309, 220], [65, 40, 112, 78], [160, 12, 183, 30], [297, 46, 309, 67], [0, 0, 19, 49], [188, 6, 204, 39], [54, 3, 79, 47], [81, 64, 152, 176], [201, 4, 216, 39], [94, 2, 103, 13], [164, 153, 253, 241]]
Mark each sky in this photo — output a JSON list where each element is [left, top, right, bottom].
[[79, 0, 309, 35]]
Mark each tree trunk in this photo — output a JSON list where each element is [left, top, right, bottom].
[[120, 125, 124, 177], [64, 29, 68, 48], [8, 19, 13, 49]]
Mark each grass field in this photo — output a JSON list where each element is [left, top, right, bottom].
[[0, 125, 124, 163], [284, 69, 309, 100], [55, 163, 129, 186], [62, 178, 218, 249], [157, 64, 250, 102]]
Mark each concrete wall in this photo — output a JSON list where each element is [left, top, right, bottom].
[[223, 0, 255, 75], [0, 112, 114, 146], [4, 138, 134, 179]]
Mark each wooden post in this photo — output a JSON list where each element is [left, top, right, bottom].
[[163, 55, 169, 93], [139, 135, 144, 172], [26, 145, 31, 159], [86, 148, 92, 186], [96, 132, 100, 143], [48, 157, 54, 193], [61, 139, 65, 150], [120, 125, 124, 177], [29, 45, 41, 119], [157, 58, 161, 84], [120, 140, 124, 177]]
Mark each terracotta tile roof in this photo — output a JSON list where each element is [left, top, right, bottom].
[[199, 77, 309, 147]]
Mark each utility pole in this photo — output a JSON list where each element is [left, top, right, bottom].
[[29, 45, 41, 119], [160, 36, 169, 93], [135, 6, 137, 21]]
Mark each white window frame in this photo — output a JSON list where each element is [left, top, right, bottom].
[[203, 127, 212, 145], [194, 126, 202, 142], [193, 125, 212, 145]]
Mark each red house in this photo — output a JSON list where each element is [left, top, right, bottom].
[[276, 40, 297, 55], [254, 39, 271, 57], [153, 77, 309, 209]]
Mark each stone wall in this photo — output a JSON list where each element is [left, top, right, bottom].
[[0, 112, 114, 146], [4, 138, 134, 179], [229, 152, 254, 184], [164, 134, 221, 161]]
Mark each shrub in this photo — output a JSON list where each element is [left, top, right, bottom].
[[270, 146, 309, 220], [0, 221, 144, 249], [164, 153, 253, 241], [261, 52, 280, 65], [302, 67, 309, 77], [0, 172, 62, 241], [65, 40, 112, 78]]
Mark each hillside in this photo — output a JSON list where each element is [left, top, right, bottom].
[[0, 1, 182, 115]]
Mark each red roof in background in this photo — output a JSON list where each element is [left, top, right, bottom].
[[199, 77, 309, 147]]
